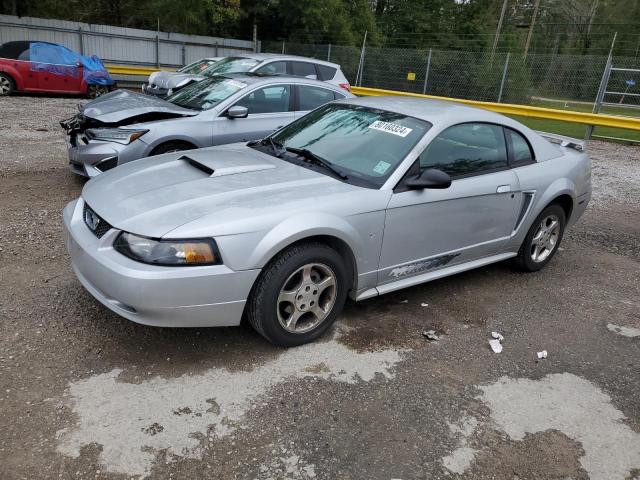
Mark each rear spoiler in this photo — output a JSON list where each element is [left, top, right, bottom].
[[536, 131, 585, 152]]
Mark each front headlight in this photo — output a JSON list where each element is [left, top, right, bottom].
[[86, 128, 149, 144], [113, 232, 221, 266]]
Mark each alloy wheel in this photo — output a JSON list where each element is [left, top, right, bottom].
[[530, 214, 560, 263], [277, 263, 337, 334], [0, 76, 11, 95]]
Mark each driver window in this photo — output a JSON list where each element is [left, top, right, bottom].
[[418, 123, 508, 177], [234, 85, 292, 114]]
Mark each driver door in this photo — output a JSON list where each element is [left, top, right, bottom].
[[212, 83, 295, 145], [378, 123, 522, 285]]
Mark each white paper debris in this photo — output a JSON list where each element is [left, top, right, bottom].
[[491, 331, 504, 341], [421, 303, 429, 307], [399, 299, 409, 304], [537, 350, 548, 359], [489, 339, 503, 353], [423, 330, 439, 341]]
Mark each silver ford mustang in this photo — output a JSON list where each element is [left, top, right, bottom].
[[63, 96, 591, 346]]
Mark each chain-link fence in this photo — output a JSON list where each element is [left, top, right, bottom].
[[262, 41, 640, 109]]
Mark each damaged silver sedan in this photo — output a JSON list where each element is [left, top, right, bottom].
[[61, 73, 353, 176]]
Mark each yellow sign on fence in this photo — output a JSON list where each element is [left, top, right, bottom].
[[406, 72, 416, 81]]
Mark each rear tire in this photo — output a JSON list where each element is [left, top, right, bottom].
[[515, 204, 566, 272], [150, 141, 195, 156], [0, 73, 15, 96], [246, 242, 349, 347], [87, 85, 109, 99]]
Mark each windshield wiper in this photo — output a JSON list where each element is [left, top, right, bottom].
[[285, 147, 348, 180], [248, 137, 284, 157]]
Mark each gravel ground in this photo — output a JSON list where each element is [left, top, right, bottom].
[[0, 95, 639, 480]]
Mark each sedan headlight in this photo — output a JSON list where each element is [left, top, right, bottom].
[[85, 128, 149, 144], [113, 232, 221, 266]]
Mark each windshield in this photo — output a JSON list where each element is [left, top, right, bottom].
[[178, 59, 219, 75], [269, 104, 431, 188], [166, 77, 247, 110], [203, 57, 260, 76]]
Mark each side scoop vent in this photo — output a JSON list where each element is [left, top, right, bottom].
[[514, 192, 535, 232], [180, 155, 214, 176]]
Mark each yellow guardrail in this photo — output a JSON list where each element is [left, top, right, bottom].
[[351, 86, 640, 132], [106, 64, 175, 76]]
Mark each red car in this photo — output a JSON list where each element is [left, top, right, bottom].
[[0, 41, 116, 98]]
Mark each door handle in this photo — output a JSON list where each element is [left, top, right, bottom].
[[496, 185, 511, 193]]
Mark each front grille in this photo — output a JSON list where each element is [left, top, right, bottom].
[[83, 203, 112, 238]]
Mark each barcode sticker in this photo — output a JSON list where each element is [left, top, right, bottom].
[[368, 120, 413, 137]]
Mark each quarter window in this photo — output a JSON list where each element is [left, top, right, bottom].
[[235, 85, 292, 114], [505, 128, 535, 165], [298, 85, 336, 111], [316, 64, 337, 81], [291, 62, 317, 79], [418, 123, 508, 177]]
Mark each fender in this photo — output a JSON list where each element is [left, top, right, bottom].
[[248, 212, 366, 270]]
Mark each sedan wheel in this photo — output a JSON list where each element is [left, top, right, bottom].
[[0, 74, 14, 96], [247, 242, 349, 347], [516, 204, 566, 272]]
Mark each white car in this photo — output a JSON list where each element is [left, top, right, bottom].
[[143, 54, 351, 98]]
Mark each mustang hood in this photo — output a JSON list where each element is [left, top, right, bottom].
[[82, 145, 370, 238], [81, 89, 198, 124], [149, 71, 205, 90]]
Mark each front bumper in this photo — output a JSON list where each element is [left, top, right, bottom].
[[63, 199, 260, 327], [67, 137, 148, 177]]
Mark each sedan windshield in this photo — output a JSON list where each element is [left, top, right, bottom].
[[269, 104, 431, 188], [179, 59, 219, 75], [203, 57, 260, 76], [167, 77, 247, 110]]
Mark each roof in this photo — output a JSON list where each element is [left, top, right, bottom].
[[334, 96, 563, 161], [220, 72, 353, 94], [229, 52, 341, 68]]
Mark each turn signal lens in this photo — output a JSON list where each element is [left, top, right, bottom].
[[184, 243, 215, 264]]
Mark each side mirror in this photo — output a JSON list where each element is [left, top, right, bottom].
[[405, 168, 452, 190], [226, 106, 248, 119]]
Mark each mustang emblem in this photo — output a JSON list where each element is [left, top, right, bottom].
[[84, 208, 100, 231]]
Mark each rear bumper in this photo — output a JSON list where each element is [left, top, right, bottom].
[[569, 190, 591, 227], [63, 198, 261, 327]]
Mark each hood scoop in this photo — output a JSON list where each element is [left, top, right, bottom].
[[181, 155, 215, 176], [178, 150, 277, 178]]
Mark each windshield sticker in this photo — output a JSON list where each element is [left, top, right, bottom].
[[368, 120, 413, 137], [373, 160, 391, 175], [226, 80, 247, 89]]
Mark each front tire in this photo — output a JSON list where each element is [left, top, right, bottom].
[[151, 141, 194, 156], [246, 242, 349, 347], [0, 73, 15, 96], [515, 204, 566, 272]]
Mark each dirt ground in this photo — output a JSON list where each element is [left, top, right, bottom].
[[0, 95, 639, 480]]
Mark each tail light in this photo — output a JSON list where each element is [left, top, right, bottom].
[[339, 82, 351, 92]]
